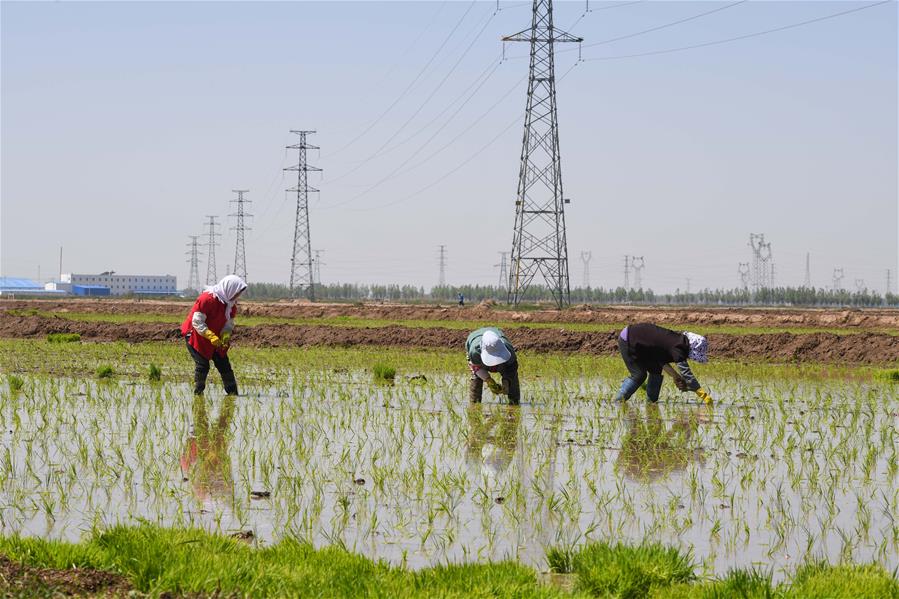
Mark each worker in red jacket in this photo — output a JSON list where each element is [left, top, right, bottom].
[[180, 275, 247, 395]]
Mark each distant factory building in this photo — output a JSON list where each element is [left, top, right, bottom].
[[0, 277, 66, 296], [61, 272, 178, 296]]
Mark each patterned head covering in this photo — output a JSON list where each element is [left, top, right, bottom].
[[684, 332, 708, 363]]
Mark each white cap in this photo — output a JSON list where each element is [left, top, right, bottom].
[[481, 330, 511, 367]]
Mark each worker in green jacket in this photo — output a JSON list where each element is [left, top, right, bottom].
[[466, 327, 520, 405]]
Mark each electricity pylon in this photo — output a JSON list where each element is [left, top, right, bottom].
[[204, 216, 221, 285], [286, 130, 320, 300], [230, 190, 251, 282], [495, 252, 509, 288], [438, 245, 447, 287], [580, 251, 592, 288], [504, 0, 581, 308], [738, 262, 750, 290], [186, 235, 202, 292], [630, 256, 645, 290]]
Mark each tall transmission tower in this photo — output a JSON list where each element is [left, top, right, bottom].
[[854, 278, 865, 293], [748, 234, 774, 290], [887, 269, 892, 296], [230, 189, 252, 282], [622, 255, 630, 290], [313, 250, 325, 285], [185, 235, 202, 291], [804, 252, 811, 288], [203, 216, 221, 285], [495, 252, 509, 288], [738, 263, 750, 290], [437, 245, 447, 287], [630, 256, 645, 290], [504, 0, 581, 308], [580, 251, 592, 288], [832, 268, 844, 292], [285, 130, 320, 300]]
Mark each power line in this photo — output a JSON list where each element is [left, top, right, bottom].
[[323, 0, 480, 161], [583, 1, 890, 61]]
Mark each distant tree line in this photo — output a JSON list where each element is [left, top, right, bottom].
[[244, 282, 899, 308]]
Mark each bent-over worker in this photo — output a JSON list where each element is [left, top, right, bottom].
[[466, 327, 520, 405], [614, 323, 713, 405], [180, 274, 247, 396]]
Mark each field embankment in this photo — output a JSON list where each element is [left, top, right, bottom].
[[1, 300, 897, 365]]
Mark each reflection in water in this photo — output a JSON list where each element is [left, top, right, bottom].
[[180, 395, 236, 509], [616, 403, 707, 483], [465, 404, 521, 482]]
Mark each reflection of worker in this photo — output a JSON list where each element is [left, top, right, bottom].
[[614, 323, 713, 405], [466, 327, 520, 405], [466, 404, 521, 480], [180, 394, 235, 504], [616, 403, 705, 482], [180, 275, 247, 395]]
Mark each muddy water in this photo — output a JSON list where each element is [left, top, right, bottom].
[[2, 373, 896, 580]]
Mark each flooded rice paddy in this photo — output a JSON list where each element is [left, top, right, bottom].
[[2, 371, 897, 580]]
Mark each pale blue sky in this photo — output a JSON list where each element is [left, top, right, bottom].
[[2, 1, 896, 293]]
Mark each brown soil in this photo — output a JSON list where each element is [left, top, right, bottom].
[[2, 298, 898, 330], [0, 555, 132, 597], [1, 313, 897, 365]]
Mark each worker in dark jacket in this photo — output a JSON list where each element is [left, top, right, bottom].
[[614, 323, 713, 404], [466, 327, 520, 405]]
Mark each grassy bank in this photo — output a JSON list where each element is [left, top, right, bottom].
[[2, 525, 896, 598]]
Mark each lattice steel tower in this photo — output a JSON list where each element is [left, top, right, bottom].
[[437, 245, 447, 287], [204, 216, 221, 285], [504, 0, 581, 308], [230, 190, 252, 282], [630, 256, 645, 290], [186, 235, 202, 291], [285, 130, 320, 300], [496, 252, 509, 288], [580, 251, 592, 288]]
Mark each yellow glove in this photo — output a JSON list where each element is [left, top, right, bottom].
[[695, 387, 714, 406], [200, 329, 223, 348], [486, 379, 504, 395], [221, 332, 232, 346]]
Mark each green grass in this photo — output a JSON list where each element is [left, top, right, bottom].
[[0, 339, 887, 385], [3, 527, 894, 598], [147, 363, 162, 382], [45, 332, 80, 343], [373, 362, 397, 382], [5, 374, 24, 393], [95, 364, 114, 379], [0, 525, 572, 598], [9, 309, 898, 336], [568, 541, 696, 598]]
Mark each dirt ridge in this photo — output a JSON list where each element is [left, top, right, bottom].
[[2, 314, 897, 365], [2, 299, 898, 329]]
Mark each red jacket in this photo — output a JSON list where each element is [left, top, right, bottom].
[[181, 292, 237, 360]]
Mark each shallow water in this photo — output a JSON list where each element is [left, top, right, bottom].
[[2, 372, 897, 580]]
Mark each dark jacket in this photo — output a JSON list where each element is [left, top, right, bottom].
[[623, 323, 700, 390]]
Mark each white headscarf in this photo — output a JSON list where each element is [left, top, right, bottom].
[[684, 332, 709, 363], [205, 275, 247, 315]]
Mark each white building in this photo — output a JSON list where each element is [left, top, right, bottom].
[[62, 272, 178, 296]]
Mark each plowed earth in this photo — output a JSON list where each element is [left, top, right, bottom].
[[3, 298, 899, 329], [2, 312, 897, 365]]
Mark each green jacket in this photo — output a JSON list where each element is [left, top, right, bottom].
[[466, 327, 517, 370]]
